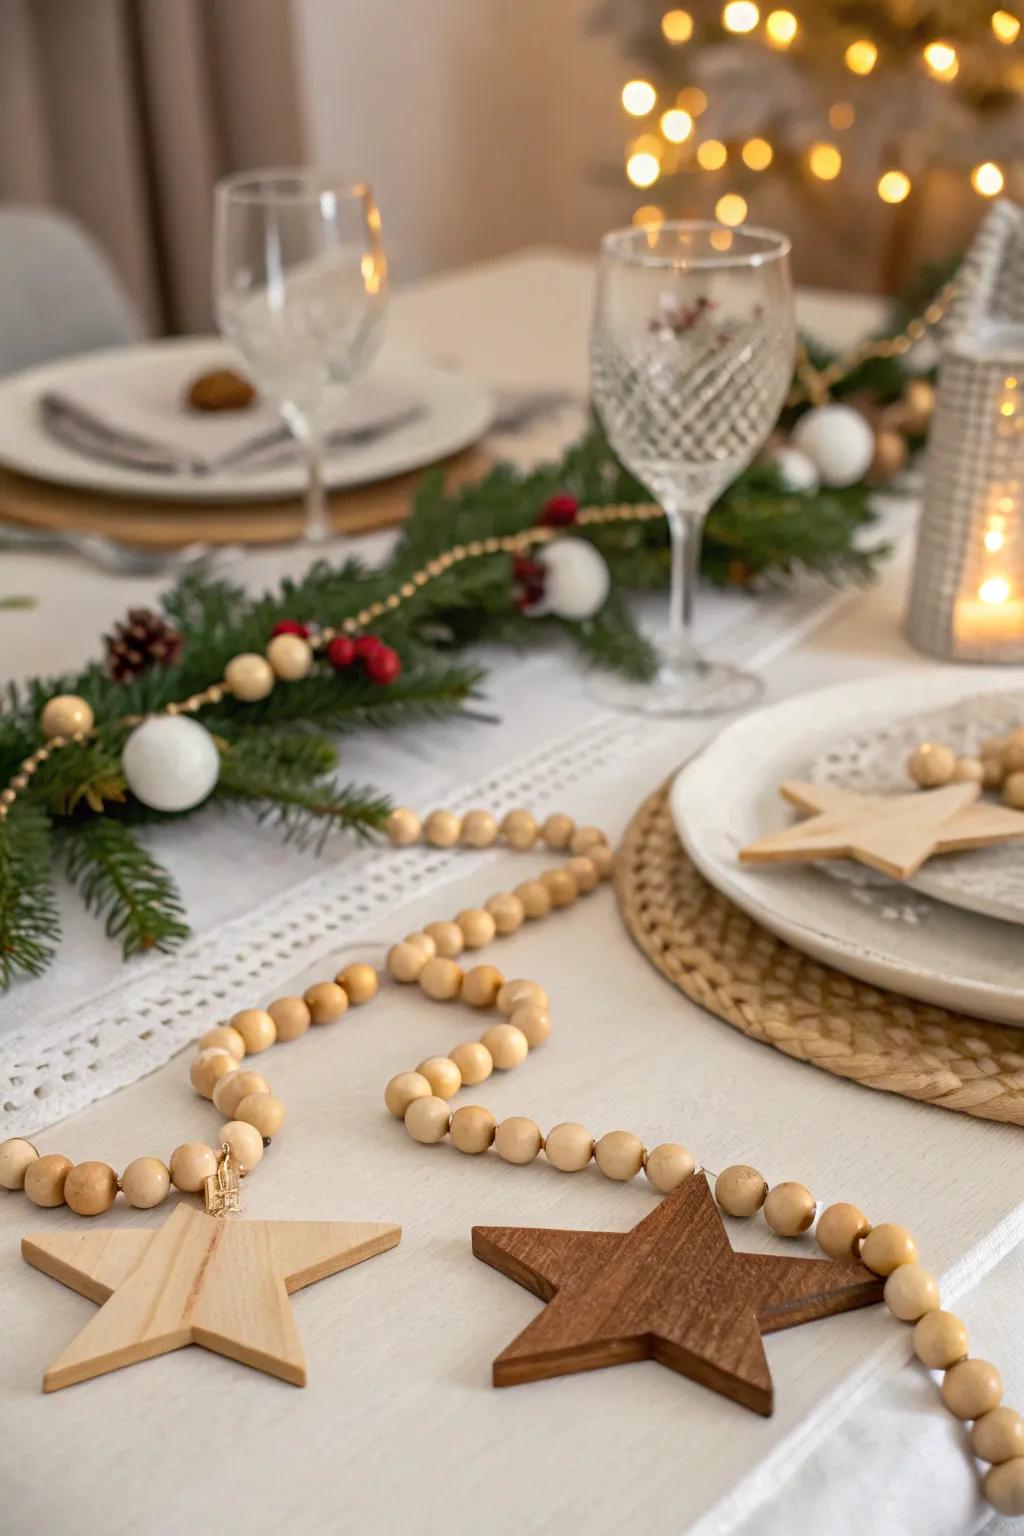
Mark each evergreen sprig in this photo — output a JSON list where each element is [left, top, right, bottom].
[[63, 818, 189, 958], [0, 802, 60, 985]]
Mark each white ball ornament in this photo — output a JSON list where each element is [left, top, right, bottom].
[[531, 538, 611, 621], [121, 716, 221, 813], [791, 404, 875, 488], [769, 445, 820, 494]]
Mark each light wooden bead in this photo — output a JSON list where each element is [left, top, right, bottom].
[[951, 756, 984, 784], [715, 1165, 768, 1217], [502, 809, 539, 848], [450, 1106, 496, 1155], [213, 1068, 269, 1118], [405, 931, 437, 957], [418, 957, 464, 1001], [941, 1358, 1003, 1420], [385, 1071, 432, 1119], [120, 1156, 170, 1209], [0, 1137, 38, 1190], [495, 1117, 543, 1165], [497, 978, 548, 1016], [907, 742, 955, 787], [303, 981, 349, 1024], [860, 1223, 917, 1276], [645, 1142, 695, 1193], [461, 809, 498, 847], [388, 940, 428, 983], [985, 1459, 1024, 1517], [1004, 771, 1024, 809], [764, 1181, 816, 1237], [403, 1095, 452, 1144], [64, 1161, 118, 1216], [544, 1122, 594, 1172], [541, 867, 579, 907], [981, 734, 1009, 759], [595, 1130, 645, 1182], [266, 632, 312, 680], [914, 1309, 969, 1369], [387, 806, 422, 845], [169, 1142, 218, 1193], [424, 809, 461, 847], [461, 964, 505, 1007], [219, 1120, 265, 1173], [337, 962, 378, 1004], [589, 843, 616, 879], [973, 1407, 1024, 1465], [509, 1004, 550, 1048], [230, 1008, 277, 1053], [448, 1041, 493, 1086], [190, 1048, 237, 1099], [424, 920, 465, 958], [983, 755, 1008, 790], [24, 1153, 73, 1207], [266, 996, 311, 1042], [486, 892, 525, 934], [457, 907, 497, 948], [417, 1056, 463, 1099], [481, 1022, 529, 1069], [40, 694, 94, 739], [198, 1025, 246, 1061], [514, 879, 552, 919], [570, 825, 605, 855], [542, 812, 575, 849], [236, 1093, 286, 1139], [1005, 733, 1024, 771], [884, 1262, 940, 1322], [224, 652, 274, 701], [566, 855, 599, 893], [816, 1202, 870, 1262]]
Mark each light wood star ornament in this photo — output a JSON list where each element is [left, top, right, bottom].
[[472, 1174, 883, 1415], [739, 779, 1024, 880], [23, 1204, 400, 1391]]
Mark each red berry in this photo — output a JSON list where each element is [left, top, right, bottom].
[[513, 555, 544, 584], [326, 636, 357, 670], [364, 644, 401, 684], [270, 618, 309, 638], [354, 634, 383, 658], [538, 494, 578, 527]]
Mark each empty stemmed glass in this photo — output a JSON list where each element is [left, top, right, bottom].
[[590, 220, 795, 715], [213, 169, 388, 543]]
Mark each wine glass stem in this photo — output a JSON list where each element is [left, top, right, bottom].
[[304, 435, 330, 545], [664, 503, 707, 669]]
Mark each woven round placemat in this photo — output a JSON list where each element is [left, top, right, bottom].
[[615, 780, 1024, 1127]]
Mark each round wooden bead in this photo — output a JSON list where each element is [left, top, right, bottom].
[[450, 1106, 496, 1155], [198, 1025, 246, 1061], [715, 1165, 768, 1218], [461, 809, 498, 847], [456, 908, 497, 948], [419, 957, 464, 1001], [64, 1161, 119, 1216], [983, 755, 1008, 790], [763, 1182, 816, 1237], [541, 867, 579, 907], [424, 920, 464, 958], [860, 1223, 917, 1276], [913, 1309, 968, 1369], [266, 632, 312, 680], [461, 964, 505, 1008], [595, 1130, 645, 1182], [544, 1122, 594, 1172], [405, 931, 437, 957], [514, 879, 552, 919], [190, 1048, 237, 1099], [219, 1120, 265, 1173], [230, 1008, 277, 1053], [40, 694, 94, 739], [481, 1023, 529, 1069], [509, 1005, 550, 1048], [985, 1458, 1024, 1517], [951, 756, 984, 784], [213, 1068, 269, 1118], [566, 855, 599, 894], [589, 844, 616, 880], [816, 1202, 870, 1262], [266, 996, 311, 1042], [981, 734, 1009, 759], [169, 1142, 218, 1193], [24, 1153, 73, 1207], [236, 1093, 286, 1139], [417, 1056, 463, 1099], [403, 1095, 452, 1144], [941, 1358, 1003, 1420], [542, 812, 575, 849], [303, 981, 349, 1024], [497, 979, 548, 1016], [386, 806, 422, 846], [388, 940, 428, 983], [973, 1407, 1024, 1465], [384, 1071, 432, 1119], [120, 1156, 170, 1209], [0, 1137, 38, 1190], [1005, 731, 1024, 771], [424, 809, 461, 847], [224, 653, 274, 701], [1004, 771, 1024, 810], [907, 742, 955, 787], [570, 825, 605, 855], [502, 809, 538, 848], [495, 1117, 543, 1165], [884, 1262, 940, 1322], [645, 1142, 695, 1194], [448, 1041, 493, 1086], [337, 962, 378, 1004], [485, 893, 525, 934]]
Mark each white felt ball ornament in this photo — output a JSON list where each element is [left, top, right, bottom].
[[534, 538, 611, 620], [791, 404, 875, 488], [769, 445, 820, 494], [121, 716, 221, 813]]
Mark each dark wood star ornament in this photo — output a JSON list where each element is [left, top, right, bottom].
[[472, 1174, 883, 1414]]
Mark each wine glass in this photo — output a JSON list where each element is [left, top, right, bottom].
[[590, 220, 795, 716], [213, 169, 388, 543]]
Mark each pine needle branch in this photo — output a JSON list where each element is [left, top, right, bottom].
[[215, 744, 390, 852], [0, 801, 60, 986], [63, 819, 189, 958]]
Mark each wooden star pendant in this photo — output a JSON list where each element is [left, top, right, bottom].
[[472, 1175, 882, 1415], [739, 779, 1024, 880], [23, 1204, 400, 1391]]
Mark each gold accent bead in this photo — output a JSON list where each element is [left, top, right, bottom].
[[400, 583, 416, 598], [39, 694, 94, 739]]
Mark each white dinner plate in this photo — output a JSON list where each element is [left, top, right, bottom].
[[670, 669, 1024, 1025], [0, 338, 493, 503]]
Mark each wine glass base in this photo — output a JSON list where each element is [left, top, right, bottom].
[[591, 656, 762, 718]]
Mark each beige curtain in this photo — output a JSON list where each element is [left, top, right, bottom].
[[0, 0, 306, 334]]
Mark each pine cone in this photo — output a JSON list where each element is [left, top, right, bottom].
[[105, 608, 183, 683]]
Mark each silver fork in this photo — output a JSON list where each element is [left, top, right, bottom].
[[0, 524, 244, 577]]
